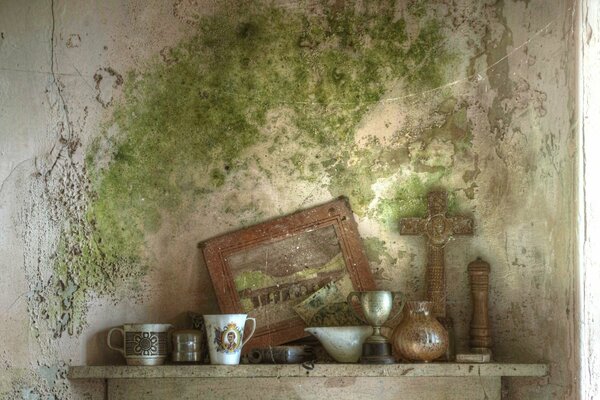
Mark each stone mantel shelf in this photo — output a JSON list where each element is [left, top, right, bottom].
[[68, 362, 548, 380]]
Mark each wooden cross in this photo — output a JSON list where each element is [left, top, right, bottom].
[[399, 190, 474, 318]]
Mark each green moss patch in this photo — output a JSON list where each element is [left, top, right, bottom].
[[363, 237, 396, 266], [51, 0, 461, 337], [375, 173, 458, 230]]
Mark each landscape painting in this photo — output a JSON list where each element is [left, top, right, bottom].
[[228, 225, 345, 329], [201, 197, 376, 347]]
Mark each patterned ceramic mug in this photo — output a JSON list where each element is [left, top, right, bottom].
[[204, 314, 256, 365], [107, 323, 172, 365]]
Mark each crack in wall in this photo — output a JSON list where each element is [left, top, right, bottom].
[[0, 158, 34, 199], [46, 0, 76, 179]]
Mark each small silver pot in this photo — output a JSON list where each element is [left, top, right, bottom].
[[171, 329, 204, 363]]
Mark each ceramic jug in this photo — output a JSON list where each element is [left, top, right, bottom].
[[392, 301, 448, 362], [107, 323, 172, 366]]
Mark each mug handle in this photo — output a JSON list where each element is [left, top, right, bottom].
[[241, 317, 256, 348], [347, 292, 368, 324], [387, 292, 406, 323], [107, 327, 125, 355]]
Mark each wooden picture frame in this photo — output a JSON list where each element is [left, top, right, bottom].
[[200, 196, 376, 349]]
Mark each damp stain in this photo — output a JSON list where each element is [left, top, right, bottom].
[[375, 173, 459, 230], [51, 0, 463, 336], [363, 236, 396, 267]]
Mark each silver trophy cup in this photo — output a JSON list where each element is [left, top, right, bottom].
[[347, 290, 404, 364]]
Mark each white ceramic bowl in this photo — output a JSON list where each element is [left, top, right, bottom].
[[304, 326, 373, 363]]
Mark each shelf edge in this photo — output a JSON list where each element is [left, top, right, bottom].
[[68, 363, 549, 380]]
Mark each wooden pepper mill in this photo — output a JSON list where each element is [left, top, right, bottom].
[[467, 257, 493, 354]]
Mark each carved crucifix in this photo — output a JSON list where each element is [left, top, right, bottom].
[[399, 190, 474, 319]]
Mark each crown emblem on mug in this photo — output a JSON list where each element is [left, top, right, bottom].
[[214, 323, 243, 353]]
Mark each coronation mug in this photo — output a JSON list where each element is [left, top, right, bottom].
[[204, 314, 256, 365]]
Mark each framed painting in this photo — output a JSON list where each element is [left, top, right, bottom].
[[199, 196, 376, 349]]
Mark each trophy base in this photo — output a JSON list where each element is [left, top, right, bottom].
[[360, 342, 396, 364]]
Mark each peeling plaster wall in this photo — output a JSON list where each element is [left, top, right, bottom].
[[0, 0, 576, 399]]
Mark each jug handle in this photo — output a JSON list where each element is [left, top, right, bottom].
[[107, 327, 125, 355], [241, 317, 256, 348], [346, 292, 368, 324]]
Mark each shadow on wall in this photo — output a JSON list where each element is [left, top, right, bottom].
[[87, 327, 125, 366]]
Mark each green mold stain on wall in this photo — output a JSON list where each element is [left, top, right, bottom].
[[363, 236, 396, 266], [48, 0, 465, 336], [375, 173, 459, 230]]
